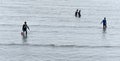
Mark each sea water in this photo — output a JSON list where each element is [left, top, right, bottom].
[[0, 0, 120, 61]]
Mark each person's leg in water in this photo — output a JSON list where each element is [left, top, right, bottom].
[[23, 28, 27, 36], [22, 30, 27, 37], [103, 24, 107, 33], [103, 24, 107, 29], [78, 13, 81, 18], [23, 31, 27, 36], [75, 11, 77, 17], [25, 30, 27, 36]]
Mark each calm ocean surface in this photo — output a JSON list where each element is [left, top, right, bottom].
[[0, 0, 120, 61]]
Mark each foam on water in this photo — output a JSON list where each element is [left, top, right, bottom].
[[0, 43, 120, 49]]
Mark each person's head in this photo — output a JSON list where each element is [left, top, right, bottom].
[[104, 17, 106, 20], [77, 9, 78, 11], [24, 21, 27, 24]]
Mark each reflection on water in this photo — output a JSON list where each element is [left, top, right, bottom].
[[21, 32, 28, 44], [22, 34, 28, 44], [102, 28, 107, 40], [103, 28, 107, 33]]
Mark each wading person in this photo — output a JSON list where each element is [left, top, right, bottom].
[[101, 17, 107, 29], [78, 10, 81, 18], [22, 21, 30, 36], [75, 9, 78, 17]]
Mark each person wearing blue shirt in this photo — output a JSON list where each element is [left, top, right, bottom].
[[101, 17, 107, 29]]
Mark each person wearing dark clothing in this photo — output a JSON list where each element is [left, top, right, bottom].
[[75, 9, 78, 17], [101, 17, 107, 29], [78, 10, 81, 18], [22, 21, 30, 36]]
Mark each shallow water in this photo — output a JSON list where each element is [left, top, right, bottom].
[[0, 0, 120, 61]]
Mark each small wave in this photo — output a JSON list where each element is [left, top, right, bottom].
[[0, 43, 119, 48], [0, 24, 20, 26]]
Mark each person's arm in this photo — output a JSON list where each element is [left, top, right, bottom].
[[27, 25, 30, 30]]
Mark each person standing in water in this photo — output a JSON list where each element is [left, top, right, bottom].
[[101, 17, 107, 29], [75, 9, 78, 17], [78, 10, 81, 18], [22, 21, 30, 36]]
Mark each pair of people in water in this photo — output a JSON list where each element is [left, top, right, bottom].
[[75, 9, 81, 18], [22, 21, 30, 36]]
